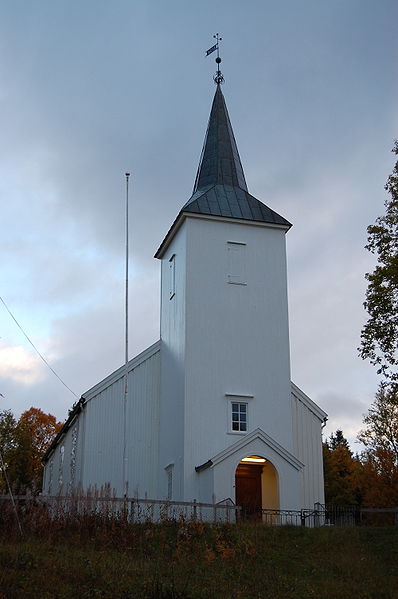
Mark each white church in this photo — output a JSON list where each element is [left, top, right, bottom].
[[43, 74, 327, 516]]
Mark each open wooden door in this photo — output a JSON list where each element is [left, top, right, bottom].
[[235, 463, 263, 520]]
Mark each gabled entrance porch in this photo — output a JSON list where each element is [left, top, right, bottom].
[[197, 428, 304, 513]]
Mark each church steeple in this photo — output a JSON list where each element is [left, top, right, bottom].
[[192, 85, 248, 193], [155, 78, 291, 259], [181, 86, 291, 228]]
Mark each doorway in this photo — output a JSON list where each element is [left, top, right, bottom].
[[235, 456, 279, 520]]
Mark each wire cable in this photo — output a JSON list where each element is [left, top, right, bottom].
[[0, 295, 79, 399]]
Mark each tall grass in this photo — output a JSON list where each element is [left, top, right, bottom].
[[0, 496, 397, 598]]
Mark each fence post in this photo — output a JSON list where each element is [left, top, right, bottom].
[[193, 499, 197, 521], [130, 499, 135, 523], [313, 503, 321, 528], [300, 510, 306, 527]]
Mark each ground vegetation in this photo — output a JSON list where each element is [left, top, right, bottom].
[[0, 501, 397, 599]]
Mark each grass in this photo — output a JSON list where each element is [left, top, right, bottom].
[[0, 520, 397, 599], [0, 498, 397, 598]]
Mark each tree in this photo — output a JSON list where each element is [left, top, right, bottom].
[[18, 408, 61, 466], [16, 407, 62, 490], [0, 407, 62, 493], [358, 448, 398, 508], [0, 410, 17, 456], [358, 386, 398, 466], [359, 141, 398, 387], [329, 429, 351, 451], [0, 410, 18, 492], [323, 430, 361, 505], [356, 387, 398, 507]]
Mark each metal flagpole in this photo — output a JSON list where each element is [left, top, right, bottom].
[[122, 172, 130, 499]]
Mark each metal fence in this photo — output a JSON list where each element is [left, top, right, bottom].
[[232, 504, 398, 527], [309, 504, 398, 527], [0, 495, 397, 526]]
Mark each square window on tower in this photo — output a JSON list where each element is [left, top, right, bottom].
[[226, 241, 246, 285], [231, 402, 248, 432]]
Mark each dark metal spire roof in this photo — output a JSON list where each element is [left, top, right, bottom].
[[155, 83, 291, 259], [182, 85, 291, 228], [192, 84, 247, 192]]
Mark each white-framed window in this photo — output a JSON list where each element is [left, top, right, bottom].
[[231, 402, 248, 432], [225, 393, 253, 434], [165, 464, 174, 500], [169, 254, 176, 299], [226, 241, 247, 285]]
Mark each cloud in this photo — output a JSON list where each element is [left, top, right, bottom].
[[319, 389, 374, 452], [0, 345, 44, 385]]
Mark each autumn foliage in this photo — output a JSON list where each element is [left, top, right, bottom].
[[324, 433, 398, 509], [0, 407, 61, 493]]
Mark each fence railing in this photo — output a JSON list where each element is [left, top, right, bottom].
[[235, 504, 398, 527], [312, 504, 398, 527], [0, 494, 240, 524], [0, 495, 397, 526]]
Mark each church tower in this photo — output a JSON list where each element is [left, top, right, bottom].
[[155, 68, 312, 510]]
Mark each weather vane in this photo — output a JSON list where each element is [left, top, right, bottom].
[[206, 33, 224, 85]]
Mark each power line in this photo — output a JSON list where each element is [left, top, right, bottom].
[[0, 295, 79, 400]]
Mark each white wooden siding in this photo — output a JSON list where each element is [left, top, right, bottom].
[[291, 382, 327, 507], [44, 342, 160, 497]]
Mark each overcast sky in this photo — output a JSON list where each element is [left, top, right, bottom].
[[0, 0, 397, 450]]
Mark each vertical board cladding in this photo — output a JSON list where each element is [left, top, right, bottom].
[[44, 342, 160, 498], [291, 383, 327, 507], [182, 216, 293, 497], [126, 346, 160, 498], [82, 376, 125, 493], [158, 225, 187, 501], [81, 342, 161, 497]]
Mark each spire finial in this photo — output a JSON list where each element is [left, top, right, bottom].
[[205, 33, 224, 85]]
